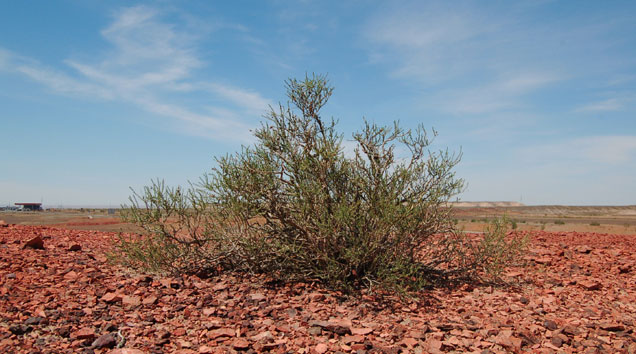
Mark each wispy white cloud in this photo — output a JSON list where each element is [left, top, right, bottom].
[[1, 6, 271, 141], [15, 64, 114, 99], [365, 3, 500, 83], [204, 83, 272, 115], [0, 48, 11, 71], [576, 98, 623, 112], [364, 3, 563, 117], [520, 135, 636, 164], [439, 72, 560, 115]]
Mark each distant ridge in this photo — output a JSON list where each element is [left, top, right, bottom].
[[451, 201, 525, 207]]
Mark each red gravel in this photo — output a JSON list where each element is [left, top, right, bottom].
[[1, 225, 635, 353]]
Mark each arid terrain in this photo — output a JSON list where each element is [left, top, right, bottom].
[[1, 207, 635, 353]]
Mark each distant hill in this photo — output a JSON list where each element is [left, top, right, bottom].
[[451, 201, 525, 207]]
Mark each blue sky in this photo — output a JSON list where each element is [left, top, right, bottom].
[[1, 1, 635, 206]]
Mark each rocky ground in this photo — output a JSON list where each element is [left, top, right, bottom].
[[0, 222, 635, 353]]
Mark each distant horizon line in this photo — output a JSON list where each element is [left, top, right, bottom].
[[2, 202, 636, 209]]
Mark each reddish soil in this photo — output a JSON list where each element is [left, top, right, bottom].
[[1, 224, 635, 353]]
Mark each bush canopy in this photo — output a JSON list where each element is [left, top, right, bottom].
[[116, 74, 525, 293]]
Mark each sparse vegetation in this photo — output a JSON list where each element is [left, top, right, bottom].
[[590, 222, 600, 226], [114, 74, 527, 293], [473, 217, 528, 280], [555, 220, 565, 225]]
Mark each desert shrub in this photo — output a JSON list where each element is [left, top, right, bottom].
[[590, 222, 600, 226], [554, 220, 565, 225], [473, 216, 528, 279], [114, 181, 229, 275], [116, 74, 524, 292]]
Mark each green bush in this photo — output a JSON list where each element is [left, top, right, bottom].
[[510, 219, 518, 230], [115, 74, 524, 292], [473, 217, 528, 279]]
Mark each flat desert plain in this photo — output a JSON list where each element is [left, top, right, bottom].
[[0, 206, 635, 353]]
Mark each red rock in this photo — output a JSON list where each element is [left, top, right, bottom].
[[600, 323, 625, 332], [177, 339, 193, 348], [23, 236, 44, 249], [69, 244, 82, 251], [314, 343, 328, 353], [618, 265, 631, 273], [351, 327, 373, 335], [400, 337, 418, 348], [24, 316, 43, 325], [142, 295, 157, 305], [250, 293, 266, 301], [309, 292, 326, 301], [551, 336, 563, 347], [122, 295, 141, 307], [9, 325, 31, 335], [71, 327, 95, 340], [63, 271, 78, 280], [575, 245, 593, 253], [534, 257, 552, 265], [342, 335, 364, 344], [109, 349, 147, 354], [251, 331, 274, 342], [562, 325, 580, 336], [92, 333, 117, 349], [2, 224, 636, 354], [202, 308, 215, 316], [198, 345, 214, 354], [173, 328, 187, 336], [0, 220, 8, 227], [579, 280, 602, 290], [102, 292, 122, 303], [350, 343, 366, 351], [543, 320, 558, 330], [212, 282, 228, 291], [207, 328, 235, 339], [428, 339, 443, 351], [232, 338, 249, 349], [309, 320, 351, 335]]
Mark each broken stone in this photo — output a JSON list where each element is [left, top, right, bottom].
[[122, 295, 141, 307], [23, 236, 44, 249], [579, 280, 602, 290], [562, 325, 580, 336], [102, 292, 122, 303], [309, 320, 351, 335], [91, 333, 117, 349], [109, 349, 146, 354], [232, 338, 249, 349], [142, 295, 157, 305], [71, 327, 96, 340], [351, 327, 374, 335], [251, 331, 274, 342], [24, 316, 43, 326], [69, 244, 82, 251], [315, 343, 329, 354], [551, 336, 563, 347], [600, 323, 625, 332], [207, 328, 235, 339], [198, 345, 214, 354], [9, 325, 31, 336], [543, 320, 558, 331], [575, 245, 592, 254]]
